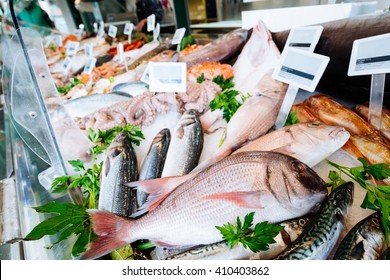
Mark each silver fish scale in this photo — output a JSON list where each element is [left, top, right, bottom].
[[274, 182, 354, 260], [333, 212, 386, 260], [129, 152, 326, 247]]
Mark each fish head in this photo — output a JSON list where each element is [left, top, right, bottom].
[[328, 182, 354, 223], [270, 153, 328, 214], [175, 110, 201, 139], [287, 123, 350, 166], [151, 50, 180, 62]]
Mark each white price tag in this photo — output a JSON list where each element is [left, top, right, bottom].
[[108, 25, 118, 38], [141, 63, 150, 84], [52, 35, 63, 47], [149, 62, 187, 93], [66, 41, 80, 56], [74, 28, 83, 37], [172, 27, 186, 45], [348, 33, 390, 76], [61, 57, 72, 73], [83, 57, 97, 74], [124, 22, 134, 35], [97, 21, 105, 37], [285, 26, 323, 52], [272, 48, 329, 92], [117, 43, 124, 63], [153, 23, 160, 42], [147, 14, 156, 32], [84, 44, 93, 58]]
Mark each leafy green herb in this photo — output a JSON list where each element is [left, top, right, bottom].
[[284, 111, 300, 126], [209, 89, 241, 122], [326, 159, 390, 245], [197, 73, 205, 84], [216, 212, 284, 252], [326, 170, 346, 190], [89, 123, 145, 148], [180, 35, 195, 51], [56, 78, 82, 95], [212, 75, 235, 91], [24, 202, 97, 257]]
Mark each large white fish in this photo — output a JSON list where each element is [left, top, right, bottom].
[[191, 93, 284, 173], [233, 20, 284, 95], [81, 151, 328, 260], [234, 123, 350, 167]]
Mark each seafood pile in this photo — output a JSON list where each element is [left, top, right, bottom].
[[37, 16, 390, 261]]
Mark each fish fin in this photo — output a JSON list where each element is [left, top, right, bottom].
[[204, 191, 263, 208], [79, 211, 132, 260], [271, 144, 293, 155], [125, 174, 194, 217], [190, 147, 232, 174]]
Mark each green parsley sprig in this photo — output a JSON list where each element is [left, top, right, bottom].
[[216, 212, 284, 252], [56, 78, 83, 95], [326, 158, 390, 245], [284, 111, 300, 126]]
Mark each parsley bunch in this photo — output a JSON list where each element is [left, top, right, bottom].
[[326, 158, 390, 245], [216, 212, 284, 252]]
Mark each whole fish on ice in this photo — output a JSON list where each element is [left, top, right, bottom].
[[235, 123, 350, 167], [137, 128, 171, 209], [333, 211, 387, 260], [274, 182, 354, 260], [98, 132, 138, 217], [81, 151, 327, 260], [161, 110, 204, 177]]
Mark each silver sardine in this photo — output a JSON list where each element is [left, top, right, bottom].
[[151, 216, 312, 260], [333, 212, 387, 260], [98, 132, 138, 217], [274, 182, 354, 260]]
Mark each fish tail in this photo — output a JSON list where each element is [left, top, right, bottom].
[[80, 211, 133, 260]]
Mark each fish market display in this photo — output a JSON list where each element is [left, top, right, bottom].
[[274, 182, 354, 260], [161, 110, 204, 177], [137, 128, 171, 209], [234, 123, 350, 167], [152, 216, 312, 260], [354, 102, 390, 141], [81, 151, 327, 260], [178, 28, 248, 69], [272, 12, 390, 97], [98, 132, 138, 217], [333, 212, 387, 260]]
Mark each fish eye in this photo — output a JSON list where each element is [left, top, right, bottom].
[[335, 208, 344, 220], [372, 217, 380, 226], [298, 219, 307, 226], [291, 161, 305, 173]]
